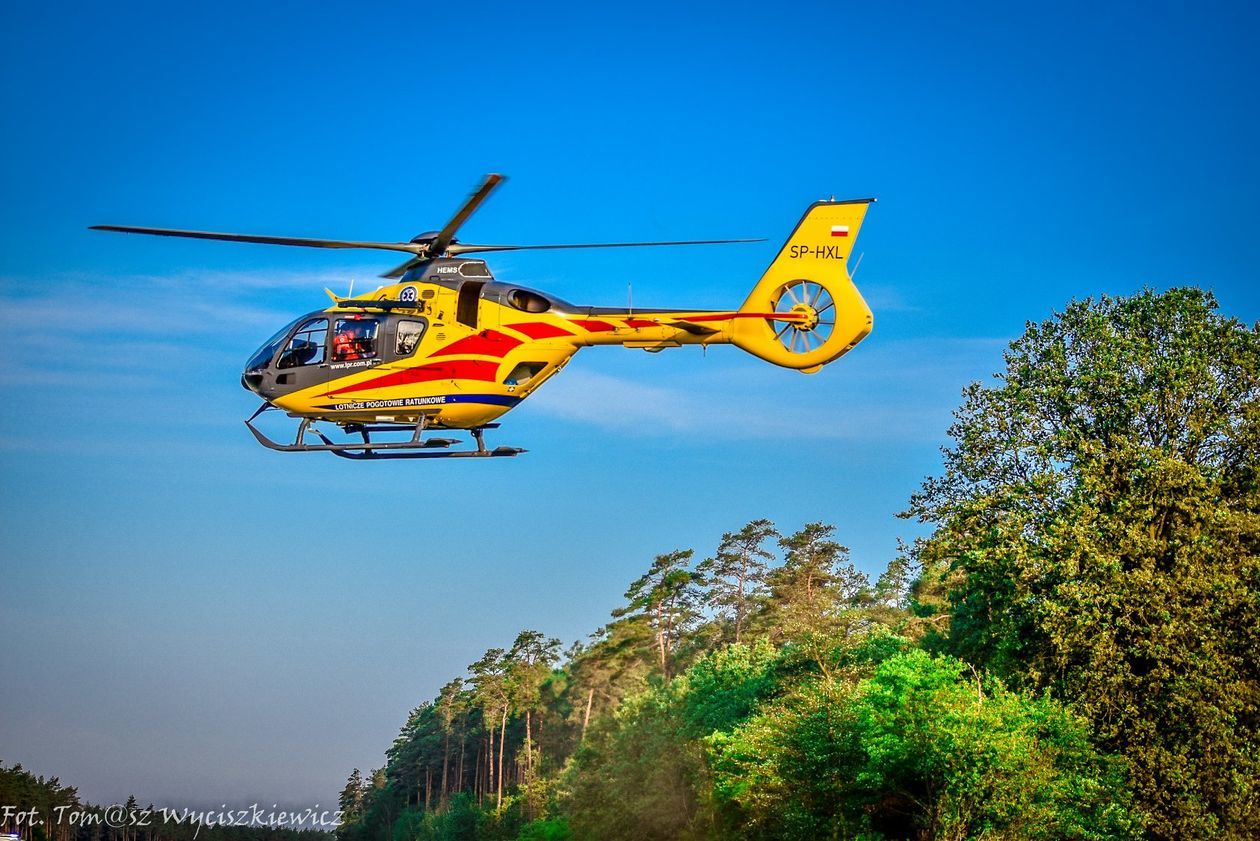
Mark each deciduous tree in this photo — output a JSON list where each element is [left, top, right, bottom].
[[906, 288, 1260, 838]]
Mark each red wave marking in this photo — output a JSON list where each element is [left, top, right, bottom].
[[624, 318, 660, 328], [330, 360, 499, 395], [572, 319, 617, 332], [429, 329, 523, 358], [505, 322, 576, 340]]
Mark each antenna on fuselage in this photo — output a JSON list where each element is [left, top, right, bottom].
[[628, 281, 633, 315]]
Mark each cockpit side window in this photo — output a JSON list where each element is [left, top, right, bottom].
[[277, 318, 329, 369], [332, 318, 379, 362]]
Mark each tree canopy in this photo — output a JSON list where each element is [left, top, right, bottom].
[[907, 288, 1260, 838]]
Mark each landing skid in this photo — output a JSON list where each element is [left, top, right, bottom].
[[244, 404, 526, 460]]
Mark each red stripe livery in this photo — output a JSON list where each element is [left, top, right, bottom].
[[330, 360, 500, 395], [429, 329, 522, 358]]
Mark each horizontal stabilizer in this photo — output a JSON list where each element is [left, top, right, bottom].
[[664, 319, 721, 335]]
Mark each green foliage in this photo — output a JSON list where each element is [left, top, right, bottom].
[[906, 288, 1260, 837], [514, 817, 571, 841], [677, 640, 781, 737], [560, 678, 702, 841], [561, 616, 655, 745], [709, 650, 1142, 840], [404, 793, 481, 841]]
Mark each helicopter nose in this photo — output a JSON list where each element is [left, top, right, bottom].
[[242, 370, 264, 394]]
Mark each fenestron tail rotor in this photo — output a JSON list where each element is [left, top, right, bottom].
[[91, 173, 765, 279], [772, 279, 836, 354]]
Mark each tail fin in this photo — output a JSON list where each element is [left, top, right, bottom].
[[732, 199, 874, 372]]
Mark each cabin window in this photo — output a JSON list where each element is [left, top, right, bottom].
[[396, 320, 427, 356], [277, 318, 328, 368], [332, 318, 379, 362], [504, 362, 547, 386], [507, 289, 550, 313]]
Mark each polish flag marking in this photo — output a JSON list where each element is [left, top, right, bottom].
[[830, 225, 850, 237]]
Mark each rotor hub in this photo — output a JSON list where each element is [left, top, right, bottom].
[[790, 303, 820, 331]]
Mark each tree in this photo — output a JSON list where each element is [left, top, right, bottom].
[[508, 630, 561, 785], [467, 648, 511, 810], [434, 679, 465, 804], [696, 519, 779, 644], [562, 643, 781, 841], [760, 522, 867, 641], [337, 768, 365, 832], [565, 620, 656, 745], [906, 289, 1260, 838], [614, 550, 704, 679]]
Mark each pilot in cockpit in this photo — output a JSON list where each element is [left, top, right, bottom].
[[333, 323, 368, 361]]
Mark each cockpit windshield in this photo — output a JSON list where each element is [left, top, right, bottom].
[[244, 314, 308, 372]]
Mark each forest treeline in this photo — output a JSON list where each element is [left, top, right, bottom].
[[0, 763, 332, 841], [335, 289, 1258, 840]]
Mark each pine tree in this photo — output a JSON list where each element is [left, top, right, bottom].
[[761, 522, 866, 640], [435, 679, 465, 805], [507, 630, 561, 820], [467, 648, 511, 810], [337, 769, 364, 835], [696, 519, 779, 644], [614, 549, 705, 679], [566, 621, 657, 743]]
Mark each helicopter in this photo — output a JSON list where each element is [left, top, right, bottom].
[[91, 175, 874, 459]]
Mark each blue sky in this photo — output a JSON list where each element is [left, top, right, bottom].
[[2, 0, 1257, 813]]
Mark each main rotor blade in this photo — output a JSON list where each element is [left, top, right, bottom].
[[429, 173, 506, 258], [381, 256, 428, 280], [89, 225, 425, 255], [447, 237, 765, 255]]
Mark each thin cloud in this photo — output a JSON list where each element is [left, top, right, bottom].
[[529, 371, 940, 443], [526, 335, 1006, 443]]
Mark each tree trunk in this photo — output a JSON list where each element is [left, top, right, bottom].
[[497, 705, 508, 809], [475, 736, 484, 804], [441, 729, 450, 804], [457, 732, 466, 796], [487, 727, 495, 802], [655, 602, 669, 677], [525, 709, 533, 775], [581, 686, 594, 742]]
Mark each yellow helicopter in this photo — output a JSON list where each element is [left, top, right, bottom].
[[92, 175, 874, 459]]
